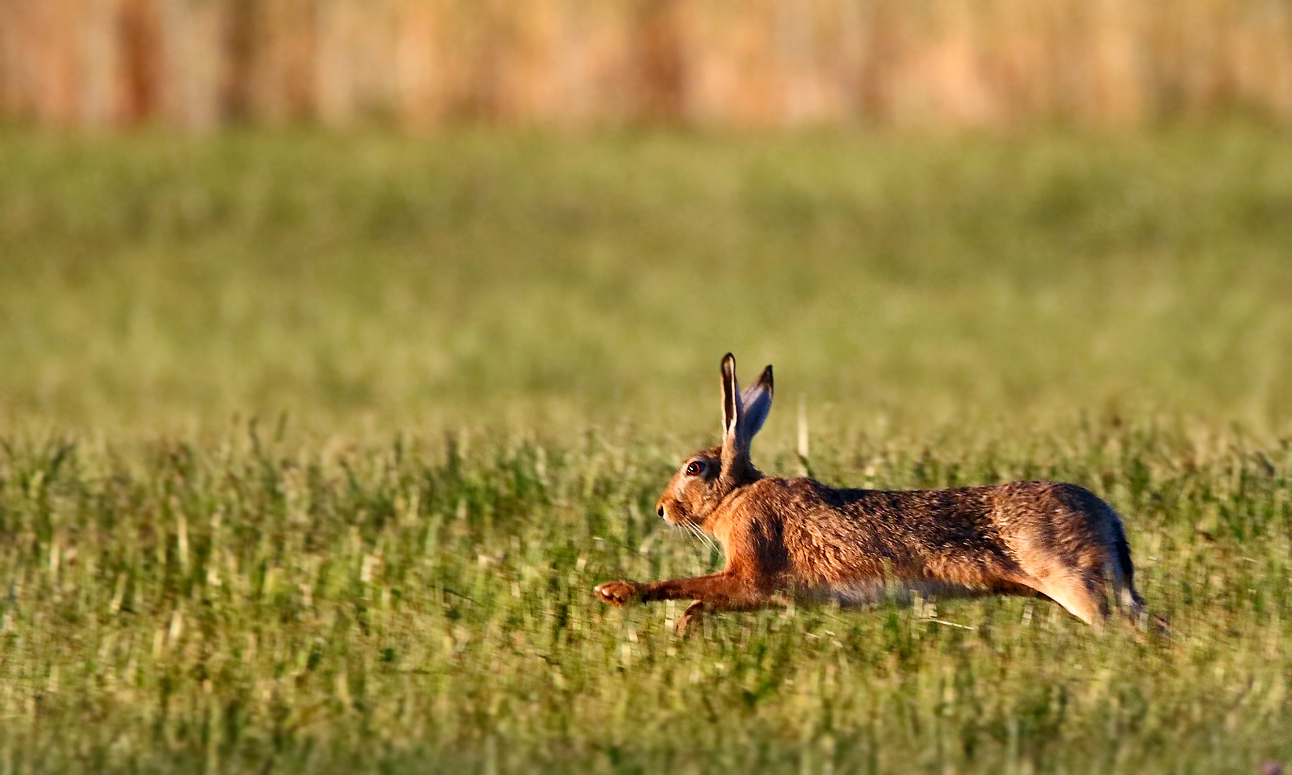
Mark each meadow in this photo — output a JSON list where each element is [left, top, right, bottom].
[[2, 126, 1292, 773]]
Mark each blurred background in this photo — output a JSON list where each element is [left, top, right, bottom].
[[6, 0, 1292, 129], [3, 0, 1292, 443]]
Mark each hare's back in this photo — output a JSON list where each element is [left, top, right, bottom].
[[767, 478, 1121, 589], [829, 480, 1118, 541], [767, 479, 1019, 583], [874, 480, 1124, 578]]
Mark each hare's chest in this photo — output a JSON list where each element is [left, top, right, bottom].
[[706, 516, 739, 551], [708, 513, 788, 568]]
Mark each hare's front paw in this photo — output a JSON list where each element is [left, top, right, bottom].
[[595, 580, 642, 607]]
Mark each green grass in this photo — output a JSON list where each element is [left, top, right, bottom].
[[2, 429, 1290, 773], [1, 126, 1292, 773], [4, 127, 1292, 440]]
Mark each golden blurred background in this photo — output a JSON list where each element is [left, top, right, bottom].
[[4, 0, 1291, 131]]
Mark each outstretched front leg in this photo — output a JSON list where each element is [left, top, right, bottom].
[[594, 570, 781, 634]]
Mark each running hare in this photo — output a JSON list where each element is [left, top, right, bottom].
[[595, 353, 1148, 633]]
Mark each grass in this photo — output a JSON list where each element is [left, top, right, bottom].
[[4, 126, 1292, 440], [2, 429, 1290, 773], [1, 126, 1292, 773]]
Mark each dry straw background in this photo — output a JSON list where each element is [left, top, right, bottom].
[[3, 0, 1292, 130]]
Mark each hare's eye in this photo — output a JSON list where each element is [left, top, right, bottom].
[[685, 460, 704, 477]]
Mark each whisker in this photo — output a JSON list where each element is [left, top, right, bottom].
[[674, 519, 722, 563], [688, 522, 721, 556]]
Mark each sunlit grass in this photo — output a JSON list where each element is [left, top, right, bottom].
[[1, 127, 1291, 772], [0, 427, 1289, 773]]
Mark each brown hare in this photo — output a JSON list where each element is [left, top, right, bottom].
[[595, 353, 1148, 633]]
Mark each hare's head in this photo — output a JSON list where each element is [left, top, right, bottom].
[[656, 353, 773, 530]]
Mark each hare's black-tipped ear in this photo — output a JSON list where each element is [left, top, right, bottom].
[[721, 352, 739, 439], [719, 354, 772, 482], [738, 365, 773, 441]]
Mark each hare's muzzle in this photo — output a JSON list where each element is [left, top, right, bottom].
[[656, 500, 676, 524], [656, 497, 684, 525]]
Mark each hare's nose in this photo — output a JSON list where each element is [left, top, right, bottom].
[[656, 504, 665, 519]]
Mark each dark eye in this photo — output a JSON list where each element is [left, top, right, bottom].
[[685, 460, 704, 477]]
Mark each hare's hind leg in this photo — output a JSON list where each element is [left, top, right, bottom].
[[1028, 572, 1111, 627], [1008, 552, 1110, 625], [986, 568, 1108, 626]]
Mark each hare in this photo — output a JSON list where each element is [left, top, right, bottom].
[[595, 353, 1148, 633]]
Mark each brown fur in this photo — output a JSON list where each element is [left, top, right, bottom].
[[595, 353, 1149, 633]]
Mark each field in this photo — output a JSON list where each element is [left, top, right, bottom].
[[2, 126, 1292, 773]]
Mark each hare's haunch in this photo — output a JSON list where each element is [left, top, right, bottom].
[[595, 353, 1148, 633]]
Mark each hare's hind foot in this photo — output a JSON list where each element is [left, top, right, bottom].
[[1127, 609, 1171, 640]]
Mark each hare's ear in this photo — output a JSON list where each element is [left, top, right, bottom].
[[738, 365, 773, 441], [720, 354, 772, 478], [721, 352, 740, 440]]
